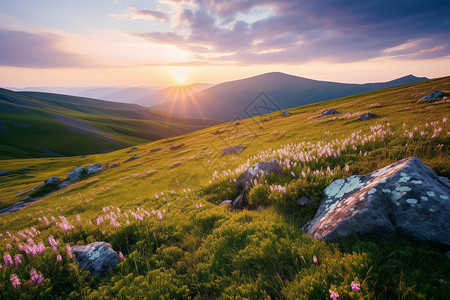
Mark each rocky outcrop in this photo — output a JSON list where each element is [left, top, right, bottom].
[[222, 145, 243, 155], [280, 111, 291, 116], [359, 113, 378, 121], [86, 163, 104, 174], [321, 108, 339, 117], [297, 196, 314, 206], [44, 176, 60, 185], [72, 242, 118, 275], [67, 167, 85, 181], [419, 91, 444, 101], [130, 147, 138, 151], [304, 157, 450, 245], [231, 188, 248, 209], [0, 171, 9, 177], [169, 143, 184, 151], [235, 159, 284, 189], [151, 148, 162, 152]]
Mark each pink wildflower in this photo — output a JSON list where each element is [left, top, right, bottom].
[[10, 274, 20, 288], [6, 243, 11, 248], [313, 255, 318, 264], [157, 210, 163, 221], [56, 254, 62, 262], [329, 289, 339, 300], [444, 118, 448, 124], [351, 281, 361, 292], [118, 251, 124, 260], [14, 254, 22, 266], [30, 269, 45, 286], [65, 244, 73, 259], [3, 253, 13, 266]]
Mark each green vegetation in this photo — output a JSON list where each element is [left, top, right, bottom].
[[0, 77, 449, 299]]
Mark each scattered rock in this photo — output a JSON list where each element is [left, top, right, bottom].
[[86, 163, 105, 174], [220, 200, 232, 206], [236, 159, 284, 189], [58, 181, 71, 189], [71, 242, 118, 275], [231, 188, 248, 209], [222, 145, 243, 155], [212, 130, 222, 135], [21, 196, 34, 202], [31, 183, 44, 190], [130, 147, 138, 151], [169, 143, 184, 151], [0, 171, 9, 177], [321, 108, 339, 117], [0, 201, 25, 214], [419, 91, 444, 101], [151, 148, 162, 152], [80, 155, 86, 158], [233, 122, 241, 126], [359, 113, 378, 121], [44, 176, 60, 185], [15, 190, 23, 194], [111, 163, 120, 168], [297, 196, 314, 207], [280, 111, 292, 116], [130, 155, 141, 159], [304, 157, 450, 246], [67, 167, 85, 181]]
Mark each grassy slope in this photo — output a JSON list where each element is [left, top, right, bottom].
[[0, 77, 449, 299], [0, 89, 220, 159]]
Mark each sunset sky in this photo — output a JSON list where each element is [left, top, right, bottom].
[[1, 0, 449, 87]]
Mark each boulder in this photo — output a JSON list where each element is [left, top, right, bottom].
[[321, 108, 339, 117], [0, 171, 9, 177], [21, 196, 34, 202], [111, 163, 120, 168], [86, 163, 104, 174], [71, 242, 118, 275], [419, 91, 444, 101], [31, 183, 44, 190], [58, 181, 71, 189], [130, 147, 138, 151], [169, 143, 184, 151], [280, 111, 292, 116], [359, 113, 378, 121], [130, 155, 140, 159], [222, 145, 243, 155], [0, 201, 25, 214], [233, 122, 241, 126], [297, 196, 314, 207], [220, 200, 232, 206], [304, 157, 450, 245], [67, 167, 84, 181], [235, 159, 284, 189], [231, 188, 248, 209], [44, 176, 60, 185], [151, 148, 162, 152]]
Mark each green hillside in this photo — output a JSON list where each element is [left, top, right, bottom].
[[0, 77, 449, 299], [0, 89, 220, 159]]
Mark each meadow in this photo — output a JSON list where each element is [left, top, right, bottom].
[[0, 77, 449, 299]]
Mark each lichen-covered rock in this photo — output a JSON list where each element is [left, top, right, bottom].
[[235, 159, 284, 189], [71, 242, 118, 275], [280, 111, 291, 116], [222, 145, 243, 155], [359, 113, 378, 121], [44, 176, 60, 185], [419, 91, 444, 101], [305, 157, 450, 245], [321, 108, 339, 117], [86, 163, 104, 174], [58, 181, 71, 189], [67, 167, 84, 181], [231, 188, 248, 209], [220, 200, 232, 206], [297, 196, 314, 206]]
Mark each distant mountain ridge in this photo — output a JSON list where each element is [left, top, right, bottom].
[[152, 73, 429, 121]]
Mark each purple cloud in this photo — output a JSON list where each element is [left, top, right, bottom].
[[0, 28, 92, 68], [133, 0, 450, 65]]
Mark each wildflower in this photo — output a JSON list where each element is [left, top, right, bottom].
[[3, 253, 13, 266], [154, 193, 159, 199], [118, 251, 124, 260], [65, 244, 73, 259], [444, 118, 448, 124], [313, 255, 318, 264], [57, 254, 62, 262], [14, 254, 22, 266], [329, 289, 339, 300], [157, 210, 163, 221], [10, 274, 20, 289], [6, 243, 11, 248], [351, 281, 361, 292], [291, 171, 295, 177], [30, 269, 45, 286]]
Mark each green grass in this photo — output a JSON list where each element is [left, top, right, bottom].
[[0, 77, 449, 299]]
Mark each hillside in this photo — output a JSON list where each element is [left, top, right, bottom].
[[0, 77, 448, 299], [153, 72, 428, 121], [0, 88, 220, 159], [133, 83, 213, 107]]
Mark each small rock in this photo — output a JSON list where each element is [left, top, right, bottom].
[[222, 145, 243, 155], [80, 155, 86, 158], [419, 91, 444, 101], [220, 200, 232, 206], [86, 163, 105, 174], [151, 148, 162, 152], [67, 167, 85, 181], [0, 171, 9, 177], [359, 113, 378, 121], [58, 181, 71, 189], [169, 143, 184, 151], [130, 155, 141, 159], [71, 242, 118, 275], [280, 111, 291, 116], [44, 176, 60, 185], [15, 190, 23, 194], [231, 188, 248, 209], [321, 108, 339, 117], [233, 122, 241, 126], [0, 201, 25, 214], [236, 159, 284, 189], [297, 196, 314, 206], [21, 196, 33, 202], [130, 147, 138, 151], [111, 163, 120, 168], [31, 183, 44, 190]]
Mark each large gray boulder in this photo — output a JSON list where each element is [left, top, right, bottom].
[[321, 108, 339, 117], [222, 145, 243, 155], [304, 157, 450, 245], [67, 167, 84, 181], [71, 242, 118, 275], [86, 163, 104, 174], [44, 176, 60, 185], [359, 113, 378, 121], [280, 111, 292, 116], [419, 91, 444, 101], [235, 159, 284, 189]]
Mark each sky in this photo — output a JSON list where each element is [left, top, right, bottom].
[[1, 0, 449, 87]]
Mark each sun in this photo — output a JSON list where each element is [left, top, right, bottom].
[[170, 67, 190, 85]]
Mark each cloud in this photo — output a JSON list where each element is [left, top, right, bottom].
[[132, 0, 450, 65], [0, 28, 93, 68], [111, 7, 169, 22]]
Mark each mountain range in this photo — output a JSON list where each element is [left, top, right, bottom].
[[152, 73, 429, 121]]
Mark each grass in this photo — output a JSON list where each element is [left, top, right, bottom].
[[0, 77, 449, 299]]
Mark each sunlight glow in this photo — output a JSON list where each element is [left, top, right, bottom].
[[170, 67, 190, 85]]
